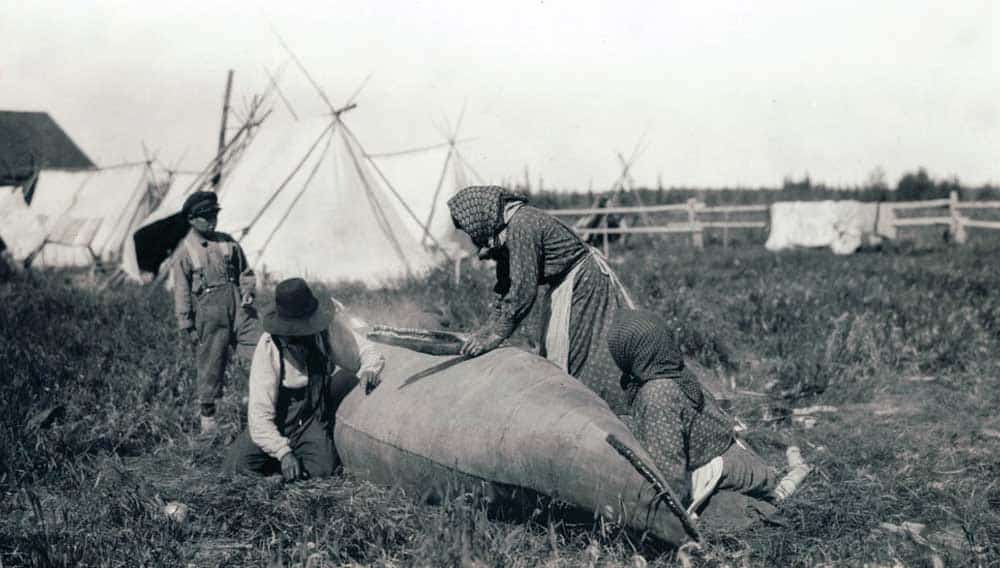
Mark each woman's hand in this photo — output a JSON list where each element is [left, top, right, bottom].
[[460, 330, 505, 357]]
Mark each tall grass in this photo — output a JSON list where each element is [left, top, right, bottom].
[[2, 239, 999, 565]]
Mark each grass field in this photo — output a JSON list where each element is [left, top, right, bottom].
[[2, 235, 999, 566]]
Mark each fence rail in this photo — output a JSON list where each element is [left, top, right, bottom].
[[892, 216, 951, 227], [962, 219, 1000, 230], [549, 203, 691, 216], [956, 201, 1000, 210], [880, 191, 1000, 243], [545, 191, 1000, 252], [548, 198, 769, 252], [889, 198, 951, 210]]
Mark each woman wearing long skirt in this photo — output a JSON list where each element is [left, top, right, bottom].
[[448, 185, 635, 413]]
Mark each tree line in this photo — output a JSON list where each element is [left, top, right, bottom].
[[523, 168, 997, 209]]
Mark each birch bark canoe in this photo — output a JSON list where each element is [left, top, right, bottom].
[[333, 344, 694, 546]]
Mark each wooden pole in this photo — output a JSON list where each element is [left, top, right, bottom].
[[422, 147, 454, 247], [687, 198, 704, 250], [723, 209, 730, 250], [949, 190, 967, 244], [602, 215, 610, 257], [213, 69, 234, 188]]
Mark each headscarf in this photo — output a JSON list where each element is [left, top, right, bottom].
[[447, 186, 528, 248], [607, 309, 705, 408]]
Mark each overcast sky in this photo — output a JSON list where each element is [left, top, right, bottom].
[[2, 0, 996, 189]]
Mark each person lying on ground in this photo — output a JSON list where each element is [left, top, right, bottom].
[[226, 278, 384, 482], [172, 191, 261, 435], [447, 185, 636, 414], [607, 309, 779, 520]]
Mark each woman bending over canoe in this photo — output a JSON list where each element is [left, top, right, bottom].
[[227, 278, 384, 481], [448, 185, 636, 413], [607, 309, 781, 523]]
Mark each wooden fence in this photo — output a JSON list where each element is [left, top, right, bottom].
[[882, 191, 1000, 244], [547, 198, 769, 253], [546, 191, 1000, 252]]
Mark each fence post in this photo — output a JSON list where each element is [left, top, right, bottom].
[[949, 190, 967, 244], [687, 198, 704, 250], [602, 215, 610, 257], [723, 209, 730, 250]]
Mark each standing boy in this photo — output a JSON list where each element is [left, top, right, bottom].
[[172, 191, 261, 434]]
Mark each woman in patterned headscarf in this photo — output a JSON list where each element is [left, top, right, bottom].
[[447, 185, 636, 413], [607, 308, 778, 517]]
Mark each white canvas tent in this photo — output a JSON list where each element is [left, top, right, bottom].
[[26, 163, 166, 267], [0, 186, 47, 263], [368, 129, 479, 258], [210, 112, 446, 286], [125, 55, 463, 287]]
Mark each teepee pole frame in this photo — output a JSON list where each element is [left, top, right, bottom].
[[214, 70, 235, 188], [264, 63, 299, 121], [267, 26, 454, 268], [342, 123, 453, 262], [339, 122, 416, 278], [255, 126, 336, 259], [422, 146, 454, 246], [237, 119, 337, 241]]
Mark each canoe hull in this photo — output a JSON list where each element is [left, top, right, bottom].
[[334, 345, 693, 546]]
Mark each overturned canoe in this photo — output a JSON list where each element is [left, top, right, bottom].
[[333, 344, 695, 546]]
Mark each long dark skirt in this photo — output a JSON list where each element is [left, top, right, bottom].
[[553, 254, 634, 415]]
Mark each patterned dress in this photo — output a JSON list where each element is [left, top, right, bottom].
[[630, 376, 735, 495], [607, 309, 775, 502], [448, 186, 635, 414]]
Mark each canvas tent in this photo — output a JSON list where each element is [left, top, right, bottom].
[[209, 112, 445, 285], [126, 62, 459, 286], [26, 163, 168, 267], [0, 186, 47, 263], [367, 124, 479, 258], [765, 200, 882, 255], [121, 99, 269, 282]]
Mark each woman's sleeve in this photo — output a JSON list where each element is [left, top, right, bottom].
[[488, 218, 542, 339]]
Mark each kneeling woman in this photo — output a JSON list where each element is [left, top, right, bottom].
[[227, 278, 384, 481], [448, 186, 635, 413], [607, 309, 777, 515]]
